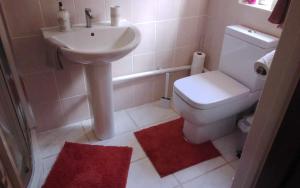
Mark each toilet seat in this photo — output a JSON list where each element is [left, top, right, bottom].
[[174, 71, 250, 110]]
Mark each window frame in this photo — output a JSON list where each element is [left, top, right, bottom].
[[239, 0, 278, 12]]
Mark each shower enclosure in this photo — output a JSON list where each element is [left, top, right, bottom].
[[0, 39, 32, 187]]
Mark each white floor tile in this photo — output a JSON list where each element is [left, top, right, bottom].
[[35, 101, 241, 188], [174, 157, 226, 183], [127, 101, 180, 128], [229, 160, 240, 170], [81, 119, 97, 142], [39, 155, 58, 187], [92, 132, 146, 162], [212, 131, 243, 162], [182, 165, 235, 188], [127, 158, 179, 188], [82, 110, 138, 142], [174, 186, 183, 188], [114, 110, 138, 133], [37, 123, 88, 158]]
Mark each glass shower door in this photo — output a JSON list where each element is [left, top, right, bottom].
[[0, 40, 32, 187]]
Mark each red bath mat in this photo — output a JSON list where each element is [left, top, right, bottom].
[[134, 118, 220, 177], [43, 142, 132, 188]]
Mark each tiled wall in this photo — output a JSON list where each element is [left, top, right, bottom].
[[1, 0, 207, 131], [203, 0, 282, 70]]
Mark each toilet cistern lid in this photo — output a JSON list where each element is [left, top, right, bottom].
[[174, 71, 250, 110]]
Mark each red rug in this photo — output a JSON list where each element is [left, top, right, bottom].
[[43, 142, 132, 188], [134, 118, 221, 177]]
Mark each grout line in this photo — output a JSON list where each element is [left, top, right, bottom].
[[60, 93, 88, 101], [124, 109, 140, 129], [41, 152, 59, 161], [130, 156, 147, 164], [11, 34, 42, 40], [125, 102, 180, 129], [37, 0, 46, 27], [154, 12, 158, 68], [103, 0, 108, 21], [36, 102, 236, 187], [132, 51, 155, 57], [50, 70, 63, 109], [37, 120, 83, 135], [29, 93, 89, 108], [180, 163, 230, 185], [42, 153, 58, 160], [228, 163, 237, 171], [173, 174, 183, 187], [226, 159, 239, 171], [132, 16, 202, 25]]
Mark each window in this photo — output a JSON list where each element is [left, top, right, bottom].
[[240, 0, 278, 11]]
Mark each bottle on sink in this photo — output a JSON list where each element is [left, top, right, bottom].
[[110, 6, 121, 26], [57, 1, 71, 32]]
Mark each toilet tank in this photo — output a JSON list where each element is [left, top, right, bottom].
[[219, 25, 279, 92]]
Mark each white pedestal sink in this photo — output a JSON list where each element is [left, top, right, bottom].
[[42, 22, 141, 139]]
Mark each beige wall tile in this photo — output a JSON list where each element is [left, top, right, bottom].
[[113, 82, 135, 111], [173, 45, 195, 67], [157, 0, 180, 21], [40, 0, 76, 27], [134, 22, 156, 54], [176, 18, 199, 47], [60, 95, 90, 125], [131, 0, 156, 23], [177, 0, 207, 18], [32, 101, 63, 132], [153, 74, 165, 99], [3, 0, 208, 130], [132, 53, 155, 73], [156, 20, 179, 51], [132, 77, 156, 106], [22, 72, 59, 105], [112, 54, 133, 77], [2, 0, 44, 37], [54, 65, 86, 99], [3, 0, 283, 132], [105, 0, 132, 21], [203, 0, 281, 70], [12, 36, 50, 75], [155, 50, 174, 69], [73, 0, 106, 24]]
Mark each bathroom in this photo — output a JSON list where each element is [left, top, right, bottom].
[[0, 0, 299, 187]]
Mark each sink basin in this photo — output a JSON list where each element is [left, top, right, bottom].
[[42, 22, 141, 140], [42, 22, 141, 64]]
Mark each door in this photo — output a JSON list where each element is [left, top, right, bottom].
[[0, 39, 32, 187], [255, 80, 300, 188]]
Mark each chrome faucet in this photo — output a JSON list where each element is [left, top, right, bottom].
[[85, 8, 93, 28]]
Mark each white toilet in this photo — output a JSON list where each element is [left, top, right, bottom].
[[173, 25, 278, 144]]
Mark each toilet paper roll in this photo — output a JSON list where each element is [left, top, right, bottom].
[[254, 50, 275, 78], [191, 51, 206, 75]]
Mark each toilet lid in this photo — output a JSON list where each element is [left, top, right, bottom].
[[174, 71, 250, 110]]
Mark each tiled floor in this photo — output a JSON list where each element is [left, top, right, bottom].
[[36, 101, 242, 188]]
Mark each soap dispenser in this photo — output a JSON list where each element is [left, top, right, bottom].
[[57, 1, 71, 32]]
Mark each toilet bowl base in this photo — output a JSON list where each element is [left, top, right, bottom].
[[183, 116, 237, 144]]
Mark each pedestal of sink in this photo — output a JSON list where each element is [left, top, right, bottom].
[[84, 63, 114, 139], [41, 22, 141, 140]]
